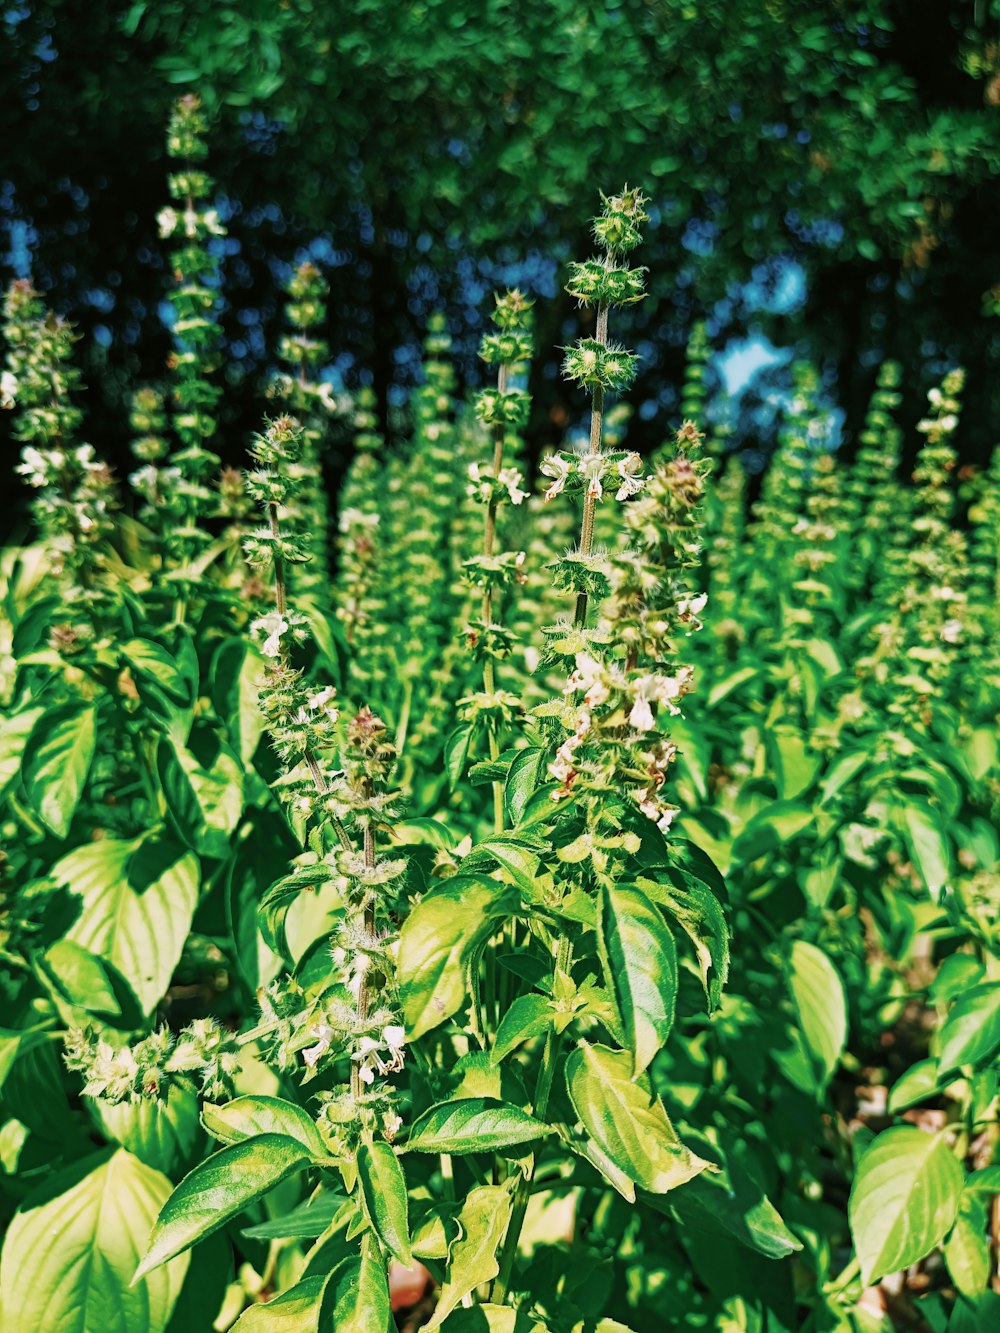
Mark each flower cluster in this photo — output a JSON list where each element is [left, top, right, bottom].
[[160, 95, 227, 569], [271, 259, 338, 605], [243, 412, 405, 1150], [882, 370, 969, 720], [4, 280, 117, 603], [63, 1019, 241, 1105]]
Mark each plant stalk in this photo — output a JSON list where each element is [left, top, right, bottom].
[[491, 933, 573, 1305], [574, 301, 608, 629]]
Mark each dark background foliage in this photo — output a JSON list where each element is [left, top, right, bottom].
[[2, 0, 999, 532]]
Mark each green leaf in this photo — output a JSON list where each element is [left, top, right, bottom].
[[901, 800, 951, 897], [944, 1194, 990, 1299], [0, 705, 44, 795], [94, 1080, 203, 1178], [706, 666, 758, 707], [597, 884, 677, 1078], [444, 724, 474, 791], [202, 1095, 326, 1156], [121, 637, 196, 712], [849, 1126, 964, 1285], [426, 1185, 513, 1329], [661, 1154, 803, 1260], [135, 1134, 312, 1279], [888, 1058, 942, 1113], [565, 1042, 710, 1194], [733, 801, 814, 863], [230, 1276, 328, 1331], [22, 702, 97, 837], [326, 1246, 391, 1333], [51, 833, 199, 1014], [398, 876, 514, 1039], [491, 993, 552, 1065], [438, 1306, 549, 1332], [38, 938, 133, 1020], [211, 638, 266, 763], [404, 1098, 553, 1155], [787, 940, 847, 1090], [640, 871, 729, 1011], [939, 984, 1000, 1075], [463, 835, 547, 899], [505, 746, 544, 825], [357, 1139, 413, 1266], [0, 1148, 187, 1333], [241, 1190, 348, 1240], [158, 734, 244, 859]]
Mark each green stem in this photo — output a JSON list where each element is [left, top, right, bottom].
[[573, 301, 608, 630], [482, 362, 509, 835], [491, 933, 573, 1305]]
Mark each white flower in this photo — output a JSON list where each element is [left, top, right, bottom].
[[1, 370, 16, 408], [498, 467, 529, 505], [317, 382, 337, 413], [578, 454, 605, 501], [614, 452, 644, 501], [634, 667, 694, 717], [564, 652, 606, 705], [157, 207, 178, 238], [302, 1024, 334, 1069], [383, 1025, 406, 1068], [940, 619, 962, 644], [130, 464, 159, 499], [308, 685, 338, 714], [16, 446, 51, 487], [540, 454, 572, 501], [629, 694, 655, 732], [251, 612, 289, 658], [203, 209, 225, 236], [679, 592, 708, 617]]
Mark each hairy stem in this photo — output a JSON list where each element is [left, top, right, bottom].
[[481, 362, 509, 833], [574, 301, 609, 629]]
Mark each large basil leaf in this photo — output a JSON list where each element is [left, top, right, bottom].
[[398, 876, 515, 1039], [51, 832, 198, 1014], [849, 1126, 964, 1285], [597, 884, 677, 1077], [0, 1148, 187, 1333], [136, 1134, 313, 1279], [22, 701, 97, 837], [565, 1042, 710, 1194]]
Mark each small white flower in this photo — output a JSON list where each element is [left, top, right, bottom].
[[251, 611, 289, 658], [578, 454, 605, 501], [16, 446, 50, 487], [614, 452, 644, 501], [1, 370, 16, 408], [317, 382, 337, 413], [498, 467, 529, 505], [629, 694, 655, 732], [308, 685, 337, 713], [203, 209, 225, 236], [940, 619, 962, 644], [302, 1024, 334, 1069], [157, 207, 178, 238], [540, 454, 572, 502]]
